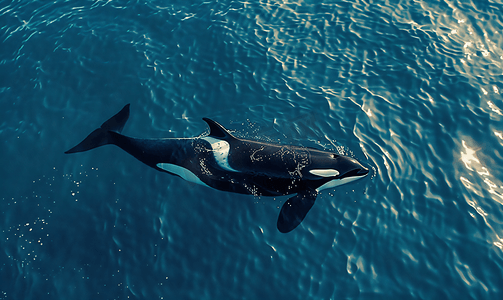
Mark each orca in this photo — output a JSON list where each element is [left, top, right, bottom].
[[65, 104, 369, 233]]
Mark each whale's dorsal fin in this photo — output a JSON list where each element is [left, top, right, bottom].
[[202, 118, 237, 140]]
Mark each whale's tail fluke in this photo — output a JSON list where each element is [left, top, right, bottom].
[[65, 104, 130, 154]]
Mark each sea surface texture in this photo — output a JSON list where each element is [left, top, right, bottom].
[[1, 0, 503, 299]]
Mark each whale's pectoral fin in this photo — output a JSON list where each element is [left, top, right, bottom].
[[65, 104, 130, 154], [277, 188, 318, 233]]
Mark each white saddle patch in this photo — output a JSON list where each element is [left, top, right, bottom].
[[202, 137, 238, 172], [157, 163, 209, 187], [309, 169, 340, 177]]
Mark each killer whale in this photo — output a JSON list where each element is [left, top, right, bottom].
[[65, 104, 369, 233]]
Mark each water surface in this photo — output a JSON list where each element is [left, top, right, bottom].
[[1, 0, 503, 299]]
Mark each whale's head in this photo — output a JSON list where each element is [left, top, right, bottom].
[[308, 154, 369, 192]]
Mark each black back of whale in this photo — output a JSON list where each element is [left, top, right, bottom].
[[65, 104, 368, 233]]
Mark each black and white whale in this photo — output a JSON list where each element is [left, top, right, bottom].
[[65, 104, 369, 233]]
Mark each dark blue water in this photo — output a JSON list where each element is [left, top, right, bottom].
[[1, 0, 503, 299]]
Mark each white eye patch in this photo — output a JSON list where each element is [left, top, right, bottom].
[[309, 169, 340, 177]]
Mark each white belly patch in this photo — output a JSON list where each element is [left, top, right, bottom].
[[157, 163, 209, 187], [315, 174, 366, 192], [202, 137, 238, 172]]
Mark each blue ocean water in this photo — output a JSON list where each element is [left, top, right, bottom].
[[1, 0, 503, 299]]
